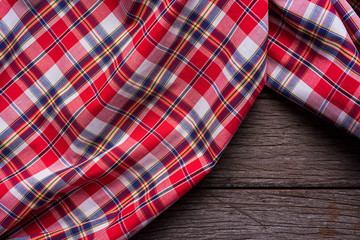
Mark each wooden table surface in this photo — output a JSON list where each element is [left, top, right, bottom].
[[132, 87, 360, 239]]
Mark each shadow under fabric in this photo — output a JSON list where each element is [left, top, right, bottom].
[[0, 0, 359, 239]]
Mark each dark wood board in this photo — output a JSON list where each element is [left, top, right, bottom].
[[199, 88, 360, 188], [133, 189, 360, 239]]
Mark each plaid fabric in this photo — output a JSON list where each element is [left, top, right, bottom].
[[0, 0, 359, 239], [0, 0, 267, 239], [267, 0, 360, 137]]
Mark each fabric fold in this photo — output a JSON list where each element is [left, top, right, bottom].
[[267, 0, 360, 137], [0, 0, 359, 239], [0, 0, 267, 239]]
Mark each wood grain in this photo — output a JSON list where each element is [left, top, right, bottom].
[[133, 189, 360, 239], [199, 88, 360, 188], [131, 88, 360, 239]]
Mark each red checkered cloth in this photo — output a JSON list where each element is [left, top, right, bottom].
[[0, 0, 359, 239]]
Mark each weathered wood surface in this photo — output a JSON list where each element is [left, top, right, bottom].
[[198, 88, 360, 188], [133, 189, 360, 239], [132, 88, 360, 239]]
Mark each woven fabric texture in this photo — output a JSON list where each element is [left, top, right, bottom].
[[0, 0, 359, 239]]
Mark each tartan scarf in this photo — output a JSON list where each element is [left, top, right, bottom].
[[0, 0, 359, 239]]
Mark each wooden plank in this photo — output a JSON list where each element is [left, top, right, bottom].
[[197, 88, 360, 188], [132, 189, 360, 239]]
